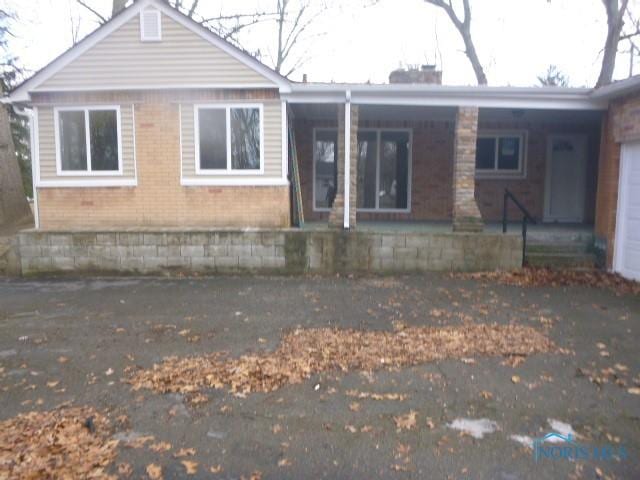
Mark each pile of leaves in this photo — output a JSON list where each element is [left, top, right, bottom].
[[0, 406, 118, 479], [130, 324, 554, 395], [455, 267, 640, 296]]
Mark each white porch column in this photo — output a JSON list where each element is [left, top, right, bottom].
[[344, 92, 351, 229], [328, 96, 359, 229]]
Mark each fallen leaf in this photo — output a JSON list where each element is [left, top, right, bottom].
[[345, 425, 357, 433], [210, 464, 224, 473], [105, 368, 114, 376], [394, 411, 418, 430], [349, 402, 360, 412], [118, 462, 133, 477], [46, 380, 59, 388], [628, 387, 640, 395], [277, 458, 292, 467], [181, 460, 198, 474], [174, 448, 196, 458], [130, 325, 554, 396], [57, 356, 69, 364], [149, 441, 172, 452], [146, 463, 162, 480], [511, 375, 521, 384]]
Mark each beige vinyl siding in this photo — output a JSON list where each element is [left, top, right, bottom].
[[181, 100, 283, 179], [37, 105, 136, 181], [37, 10, 274, 91]]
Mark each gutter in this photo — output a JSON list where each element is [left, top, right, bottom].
[[590, 75, 640, 100], [282, 84, 607, 110]]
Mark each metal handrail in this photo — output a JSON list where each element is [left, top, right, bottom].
[[502, 189, 537, 265]]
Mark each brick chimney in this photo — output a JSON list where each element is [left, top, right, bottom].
[[389, 64, 442, 85]]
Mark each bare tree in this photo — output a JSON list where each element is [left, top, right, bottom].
[[272, 0, 326, 77], [423, 0, 487, 85], [596, 0, 630, 86]]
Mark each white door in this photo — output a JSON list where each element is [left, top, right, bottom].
[[614, 142, 640, 281], [544, 135, 587, 222]]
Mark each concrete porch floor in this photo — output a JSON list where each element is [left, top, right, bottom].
[[302, 220, 594, 238]]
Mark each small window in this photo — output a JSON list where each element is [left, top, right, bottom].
[[475, 132, 525, 176], [56, 107, 121, 174], [196, 105, 263, 173], [140, 9, 162, 41]]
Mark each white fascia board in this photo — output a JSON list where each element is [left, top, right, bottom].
[[590, 75, 640, 100], [284, 84, 607, 110]]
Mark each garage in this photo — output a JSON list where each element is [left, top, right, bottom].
[[614, 142, 640, 280]]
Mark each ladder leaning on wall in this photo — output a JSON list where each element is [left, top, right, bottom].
[[288, 123, 304, 228]]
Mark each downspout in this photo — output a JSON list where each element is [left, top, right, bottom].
[[12, 105, 39, 229], [343, 90, 351, 230]]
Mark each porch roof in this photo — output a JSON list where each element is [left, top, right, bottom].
[[282, 82, 607, 111]]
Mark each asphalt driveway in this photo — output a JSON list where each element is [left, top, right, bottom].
[[0, 273, 639, 479]]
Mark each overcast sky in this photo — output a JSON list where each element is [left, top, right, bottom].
[[5, 0, 640, 87]]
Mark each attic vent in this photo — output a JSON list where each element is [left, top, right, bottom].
[[140, 9, 162, 41]]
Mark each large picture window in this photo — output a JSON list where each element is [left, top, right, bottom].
[[56, 107, 121, 174], [313, 128, 411, 212], [196, 105, 263, 173], [475, 132, 526, 177]]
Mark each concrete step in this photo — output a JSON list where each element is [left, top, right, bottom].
[[525, 252, 597, 269]]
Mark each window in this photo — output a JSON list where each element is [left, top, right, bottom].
[[313, 128, 411, 212], [56, 107, 121, 174], [313, 129, 338, 210], [196, 105, 263, 173], [475, 132, 526, 176]]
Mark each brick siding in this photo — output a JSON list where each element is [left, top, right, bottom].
[[296, 114, 599, 224], [36, 91, 289, 229]]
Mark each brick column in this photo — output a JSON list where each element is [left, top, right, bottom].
[[329, 103, 359, 229], [452, 106, 483, 232]]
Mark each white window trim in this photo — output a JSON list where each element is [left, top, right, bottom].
[[194, 103, 265, 176], [140, 9, 162, 42], [312, 127, 412, 213], [54, 105, 123, 177], [475, 130, 527, 179]]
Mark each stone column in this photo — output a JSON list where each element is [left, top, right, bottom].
[[328, 103, 359, 229], [452, 106, 483, 232]]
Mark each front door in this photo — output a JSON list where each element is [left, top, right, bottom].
[[544, 135, 587, 222], [614, 142, 640, 281]]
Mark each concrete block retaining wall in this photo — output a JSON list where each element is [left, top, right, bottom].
[[15, 230, 523, 275]]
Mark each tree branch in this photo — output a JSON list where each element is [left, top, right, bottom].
[[424, 0, 487, 84], [76, 0, 107, 24]]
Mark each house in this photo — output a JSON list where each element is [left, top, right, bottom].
[[6, 0, 640, 279]]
